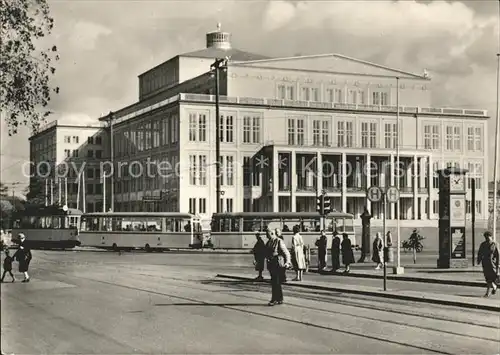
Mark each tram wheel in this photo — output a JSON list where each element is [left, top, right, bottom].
[[145, 244, 151, 253]]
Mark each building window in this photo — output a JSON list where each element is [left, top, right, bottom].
[[475, 201, 482, 215], [189, 155, 197, 185], [188, 113, 206, 142], [87, 150, 93, 158], [64, 136, 71, 143], [152, 121, 159, 148], [322, 120, 329, 146], [171, 115, 179, 144], [95, 136, 102, 145], [243, 156, 251, 187], [87, 184, 94, 195], [199, 198, 206, 214], [199, 155, 207, 185], [300, 87, 320, 102], [287, 119, 295, 145], [453, 126, 461, 150], [219, 114, 234, 143], [252, 117, 260, 144], [297, 119, 304, 145], [64, 149, 71, 158], [221, 155, 234, 186], [361, 122, 377, 148], [72, 149, 79, 158], [384, 123, 397, 149], [277, 84, 295, 100], [72, 136, 79, 144], [358, 90, 365, 104], [372, 92, 388, 106], [424, 124, 440, 150], [88, 137, 94, 144], [445, 125, 461, 151], [96, 150, 102, 159], [313, 120, 320, 146], [189, 198, 196, 214], [326, 88, 334, 102], [242, 116, 260, 144], [348, 90, 357, 104], [467, 126, 483, 152], [226, 198, 233, 213], [243, 198, 251, 212], [337, 121, 353, 148]]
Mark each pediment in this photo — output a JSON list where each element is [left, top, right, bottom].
[[236, 54, 424, 79]]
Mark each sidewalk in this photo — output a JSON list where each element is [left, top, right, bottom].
[[216, 273, 499, 312]]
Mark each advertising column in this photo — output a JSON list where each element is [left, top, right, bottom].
[[437, 168, 468, 269]]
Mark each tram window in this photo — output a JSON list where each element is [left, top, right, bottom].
[[52, 216, 63, 229], [13, 220, 20, 228], [210, 218, 221, 232], [325, 218, 336, 232], [146, 219, 162, 232], [281, 219, 301, 233], [112, 218, 124, 231], [343, 218, 354, 233], [165, 219, 173, 232], [335, 218, 345, 233], [230, 218, 240, 232], [262, 218, 281, 232], [300, 218, 321, 232], [220, 217, 232, 232], [242, 218, 260, 232]]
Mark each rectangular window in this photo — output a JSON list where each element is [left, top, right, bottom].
[[199, 155, 207, 185], [243, 198, 251, 212], [313, 120, 320, 146], [358, 90, 365, 104], [152, 121, 159, 148], [301, 87, 310, 101], [243, 157, 251, 187], [72, 150, 79, 158], [87, 150, 93, 158], [475, 201, 482, 215], [385, 123, 397, 149], [225, 115, 234, 143], [72, 136, 79, 144], [189, 114, 197, 141], [222, 155, 234, 186], [95, 136, 102, 145], [189, 155, 197, 185], [95, 150, 102, 159], [453, 126, 461, 150], [370, 122, 377, 148], [252, 117, 260, 144], [287, 118, 295, 145], [338, 121, 354, 148], [171, 115, 179, 144], [226, 198, 233, 213], [88, 137, 94, 145], [348, 90, 357, 104], [199, 198, 206, 214], [286, 85, 294, 100], [277, 85, 286, 99], [243, 116, 251, 143], [326, 88, 334, 103], [87, 184, 94, 195], [64, 136, 71, 143], [189, 198, 196, 214], [297, 119, 304, 146], [467, 126, 482, 152], [64, 149, 71, 158], [322, 120, 329, 146], [446, 126, 453, 151], [361, 122, 369, 148]]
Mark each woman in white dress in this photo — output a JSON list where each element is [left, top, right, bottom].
[[291, 225, 306, 281]]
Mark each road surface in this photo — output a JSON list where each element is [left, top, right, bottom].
[[1, 251, 498, 354]]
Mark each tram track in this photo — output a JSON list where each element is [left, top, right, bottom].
[[32, 264, 498, 353]]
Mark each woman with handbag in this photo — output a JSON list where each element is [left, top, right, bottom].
[[265, 229, 291, 306], [477, 231, 499, 297]]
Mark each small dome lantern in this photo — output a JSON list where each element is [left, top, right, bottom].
[[206, 23, 232, 50]]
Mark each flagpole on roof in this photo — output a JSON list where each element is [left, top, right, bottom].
[[491, 0, 500, 241]]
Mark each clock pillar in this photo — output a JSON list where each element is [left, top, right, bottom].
[[436, 167, 469, 269]]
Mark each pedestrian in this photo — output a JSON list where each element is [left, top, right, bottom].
[[13, 233, 32, 282], [341, 233, 355, 273], [409, 229, 420, 264], [291, 225, 306, 281], [477, 231, 499, 297], [265, 229, 291, 306], [331, 230, 341, 272], [372, 232, 384, 270], [315, 230, 328, 270], [1, 249, 15, 283], [252, 232, 267, 280], [275, 228, 287, 282], [386, 231, 393, 247]]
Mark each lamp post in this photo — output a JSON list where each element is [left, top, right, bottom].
[[492, 0, 500, 241], [210, 57, 229, 214], [109, 111, 115, 212], [393, 76, 404, 274]]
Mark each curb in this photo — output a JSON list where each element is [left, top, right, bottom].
[[307, 269, 485, 288], [216, 274, 499, 313]]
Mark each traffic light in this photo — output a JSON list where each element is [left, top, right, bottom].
[[316, 195, 324, 214], [323, 196, 331, 215]]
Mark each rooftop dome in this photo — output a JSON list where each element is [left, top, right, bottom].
[[206, 23, 231, 50]]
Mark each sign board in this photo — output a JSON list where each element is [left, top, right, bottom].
[[450, 195, 466, 226], [386, 186, 400, 203], [366, 186, 383, 203], [450, 227, 466, 258]]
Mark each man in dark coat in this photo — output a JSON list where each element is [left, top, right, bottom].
[[358, 206, 372, 262]]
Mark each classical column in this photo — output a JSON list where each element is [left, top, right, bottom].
[[342, 152, 347, 212], [316, 151, 323, 195], [413, 155, 418, 220], [273, 148, 279, 212], [291, 151, 297, 212]]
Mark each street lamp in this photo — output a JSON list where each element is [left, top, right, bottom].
[[108, 111, 115, 212], [210, 57, 229, 214]]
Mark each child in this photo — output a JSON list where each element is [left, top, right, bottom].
[[1, 249, 15, 282]]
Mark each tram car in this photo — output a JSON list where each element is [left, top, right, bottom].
[[11, 205, 82, 249]]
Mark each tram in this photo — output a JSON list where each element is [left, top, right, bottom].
[[79, 212, 203, 251], [210, 212, 357, 249], [11, 206, 82, 249]]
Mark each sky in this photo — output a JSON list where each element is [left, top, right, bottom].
[[1, 0, 499, 195]]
